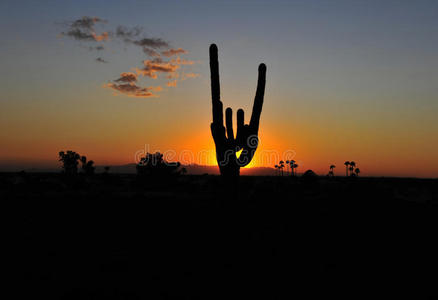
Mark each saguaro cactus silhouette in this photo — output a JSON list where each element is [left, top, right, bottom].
[[209, 44, 266, 178]]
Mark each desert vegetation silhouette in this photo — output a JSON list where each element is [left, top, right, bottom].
[[136, 152, 181, 177], [59, 150, 95, 176], [328, 164, 336, 177], [209, 44, 266, 179]]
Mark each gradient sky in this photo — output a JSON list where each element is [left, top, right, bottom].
[[0, 0, 437, 177]]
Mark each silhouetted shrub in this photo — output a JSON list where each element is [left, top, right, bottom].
[[302, 170, 318, 180], [136, 152, 181, 177], [80, 156, 95, 175], [59, 151, 81, 175]]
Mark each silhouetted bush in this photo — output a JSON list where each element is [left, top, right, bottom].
[[80, 156, 95, 175], [59, 151, 81, 175], [136, 152, 181, 177], [302, 170, 318, 180]]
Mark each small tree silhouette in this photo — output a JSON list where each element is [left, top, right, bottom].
[[103, 166, 110, 174], [136, 152, 181, 177], [328, 164, 336, 177], [80, 156, 95, 175], [181, 167, 187, 175], [59, 151, 81, 175], [354, 168, 360, 177], [344, 161, 350, 177]]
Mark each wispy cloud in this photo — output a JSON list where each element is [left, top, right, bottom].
[[167, 80, 177, 87], [71, 16, 106, 30], [115, 72, 138, 82], [61, 16, 109, 42], [170, 57, 195, 65], [132, 38, 169, 49], [183, 72, 200, 79], [136, 58, 180, 79], [96, 57, 108, 63], [161, 48, 188, 57], [115, 25, 142, 40], [106, 82, 161, 98], [142, 47, 161, 57]]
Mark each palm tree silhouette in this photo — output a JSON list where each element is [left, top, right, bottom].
[[279, 160, 284, 176], [329, 164, 336, 177], [344, 161, 350, 177], [289, 160, 296, 176], [274, 164, 279, 176], [349, 161, 356, 177], [291, 163, 298, 176], [286, 160, 290, 176]]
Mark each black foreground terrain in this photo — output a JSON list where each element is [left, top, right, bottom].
[[5, 173, 438, 299]]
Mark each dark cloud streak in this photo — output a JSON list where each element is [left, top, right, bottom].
[[132, 38, 169, 49]]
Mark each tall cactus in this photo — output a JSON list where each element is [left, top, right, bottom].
[[209, 44, 266, 178]]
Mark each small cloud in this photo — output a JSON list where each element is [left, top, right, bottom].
[[91, 32, 109, 42], [166, 72, 179, 79], [72, 16, 106, 30], [170, 57, 195, 65], [183, 72, 200, 79], [132, 38, 169, 49], [105, 82, 160, 98], [61, 16, 109, 42], [136, 58, 180, 79], [63, 28, 96, 41], [116, 25, 142, 39], [142, 47, 161, 57], [115, 72, 137, 83], [96, 57, 108, 63], [161, 48, 188, 57], [167, 80, 177, 87]]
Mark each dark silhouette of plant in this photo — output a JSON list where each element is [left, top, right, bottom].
[[209, 44, 266, 179], [302, 169, 318, 183], [136, 152, 181, 177], [289, 160, 296, 176], [328, 164, 336, 177], [286, 160, 290, 176], [59, 150, 81, 175], [349, 161, 356, 176], [355, 168, 360, 177], [290, 161, 298, 177], [181, 167, 187, 175], [80, 156, 95, 175], [103, 166, 110, 174], [279, 160, 285, 176], [344, 161, 350, 177], [274, 164, 279, 176]]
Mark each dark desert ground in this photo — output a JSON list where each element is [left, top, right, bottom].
[[6, 172, 438, 298]]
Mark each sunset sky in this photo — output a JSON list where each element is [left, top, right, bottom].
[[0, 0, 437, 177]]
